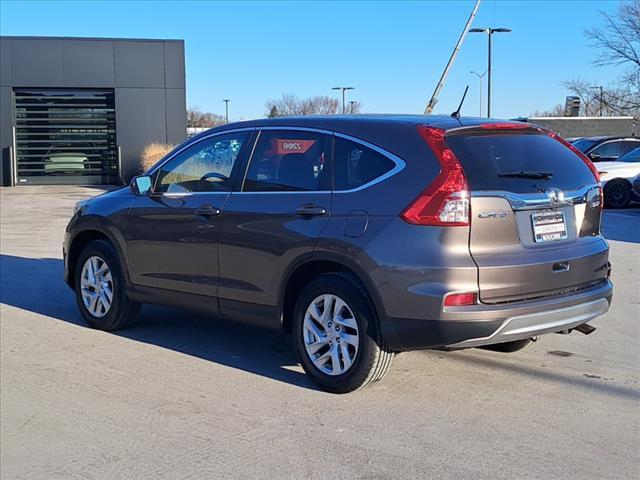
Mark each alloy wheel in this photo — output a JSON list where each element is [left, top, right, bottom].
[[303, 294, 359, 376], [80, 256, 113, 318]]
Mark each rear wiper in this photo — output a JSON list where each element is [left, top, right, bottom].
[[497, 171, 554, 180]]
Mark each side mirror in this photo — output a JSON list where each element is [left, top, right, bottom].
[[131, 175, 153, 196]]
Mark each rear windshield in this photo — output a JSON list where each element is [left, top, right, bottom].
[[446, 132, 596, 193]]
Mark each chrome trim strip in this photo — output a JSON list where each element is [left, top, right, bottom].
[[235, 126, 406, 194], [146, 125, 406, 196], [472, 184, 599, 211]]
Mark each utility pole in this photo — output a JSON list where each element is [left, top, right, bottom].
[[470, 27, 511, 118], [223, 99, 230, 123], [591, 86, 604, 116], [470, 70, 487, 117], [349, 101, 357, 114], [332, 86, 354, 114], [424, 0, 481, 114]]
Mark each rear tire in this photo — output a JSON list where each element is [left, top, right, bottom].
[[480, 338, 533, 353], [604, 180, 632, 209], [74, 239, 140, 331], [293, 272, 394, 393]]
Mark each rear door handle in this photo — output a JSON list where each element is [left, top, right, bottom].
[[295, 204, 327, 217], [194, 205, 221, 217]]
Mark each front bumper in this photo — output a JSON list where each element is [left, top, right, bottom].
[[386, 279, 613, 351]]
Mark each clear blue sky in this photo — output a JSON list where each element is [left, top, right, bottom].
[[0, 0, 624, 121]]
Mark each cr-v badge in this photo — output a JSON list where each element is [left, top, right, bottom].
[[478, 211, 510, 218]]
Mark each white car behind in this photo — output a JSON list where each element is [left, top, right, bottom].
[[597, 147, 640, 208]]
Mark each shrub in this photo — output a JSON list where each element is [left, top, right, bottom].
[[139, 143, 175, 173]]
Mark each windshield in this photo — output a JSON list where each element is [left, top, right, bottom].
[[446, 132, 596, 193]]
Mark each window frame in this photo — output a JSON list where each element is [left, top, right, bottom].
[[237, 127, 405, 194], [147, 128, 256, 195]]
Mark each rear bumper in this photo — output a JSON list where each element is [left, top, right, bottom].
[[386, 279, 613, 351], [445, 297, 609, 348]]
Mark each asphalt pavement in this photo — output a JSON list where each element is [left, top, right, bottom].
[[1, 186, 638, 479]]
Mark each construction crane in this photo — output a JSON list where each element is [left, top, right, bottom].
[[424, 0, 481, 115]]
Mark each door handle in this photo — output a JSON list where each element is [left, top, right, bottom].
[[295, 204, 327, 217], [194, 205, 221, 217]]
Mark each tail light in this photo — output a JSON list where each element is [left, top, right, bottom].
[[546, 130, 600, 182], [444, 292, 478, 307], [400, 126, 470, 226]]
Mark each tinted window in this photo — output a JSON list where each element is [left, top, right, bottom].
[[621, 140, 640, 156], [446, 132, 596, 193], [243, 130, 331, 191], [572, 138, 598, 152], [590, 141, 621, 158], [156, 132, 248, 193], [618, 147, 640, 163], [334, 137, 395, 190]]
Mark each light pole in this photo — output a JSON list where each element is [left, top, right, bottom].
[[349, 100, 357, 114], [470, 27, 511, 118], [470, 70, 487, 117], [332, 86, 355, 114], [590, 86, 604, 116], [223, 99, 230, 123]]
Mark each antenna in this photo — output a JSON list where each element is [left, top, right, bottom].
[[451, 85, 469, 118]]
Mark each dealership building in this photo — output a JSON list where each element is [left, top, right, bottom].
[[0, 36, 187, 186]]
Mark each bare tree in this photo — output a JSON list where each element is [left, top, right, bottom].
[[187, 106, 226, 128], [535, 4, 640, 120], [585, 0, 640, 70], [265, 94, 356, 116], [531, 104, 565, 117]]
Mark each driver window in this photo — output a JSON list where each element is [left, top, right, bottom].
[[155, 132, 249, 193]]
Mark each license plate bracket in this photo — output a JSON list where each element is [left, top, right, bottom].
[[531, 211, 568, 243]]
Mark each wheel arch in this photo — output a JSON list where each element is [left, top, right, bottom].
[[66, 224, 131, 291], [279, 252, 396, 345]]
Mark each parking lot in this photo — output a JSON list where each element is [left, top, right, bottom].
[[1, 186, 638, 479]]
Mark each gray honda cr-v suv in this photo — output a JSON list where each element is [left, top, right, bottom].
[[64, 115, 612, 393]]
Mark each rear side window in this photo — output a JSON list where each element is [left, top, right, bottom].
[[334, 137, 395, 190], [243, 130, 331, 192], [590, 141, 621, 158], [446, 132, 596, 193]]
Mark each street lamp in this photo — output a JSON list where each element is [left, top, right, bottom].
[[222, 99, 230, 123], [332, 86, 355, 114], [349, 100, 357, 114], [470, 70, 487, 117], [470, 27, 511, 117]]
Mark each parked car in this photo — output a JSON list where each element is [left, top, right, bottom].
[[633, 174, 640, 197], [597, 147, 640, 208], [64, 116, 612, 393], [572, 136, 640, 162]]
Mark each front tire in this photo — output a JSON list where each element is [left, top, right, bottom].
[[74, 239, 140, 331], [293, 273, 394, 393], [604, 179, 632, 209]]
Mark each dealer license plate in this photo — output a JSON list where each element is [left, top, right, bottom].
[[531, 211, 568, 243]]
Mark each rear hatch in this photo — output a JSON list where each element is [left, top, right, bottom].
[[446, 125, 609, 304]]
